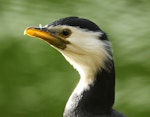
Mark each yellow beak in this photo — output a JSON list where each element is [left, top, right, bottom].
[[24, 27, 69, 49]]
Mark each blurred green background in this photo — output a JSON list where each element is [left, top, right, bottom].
[[0, 0, 149, 117]]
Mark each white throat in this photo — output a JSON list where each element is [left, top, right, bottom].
[[62, 46, 111, 111], [57, 27, 112, 112], [58, 27, 112, 93], [61, 40, 112, 94]]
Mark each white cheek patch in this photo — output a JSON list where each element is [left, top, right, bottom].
[[57, 26, 113, 111], [59, 27, 112, 92], [48, 26, 112, 95]]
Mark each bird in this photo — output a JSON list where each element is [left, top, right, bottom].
[[24, 16, 126, 117]]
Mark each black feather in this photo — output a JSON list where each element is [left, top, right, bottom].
[[49, 16, 102, 32]]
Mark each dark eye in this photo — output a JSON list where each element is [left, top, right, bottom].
[[62, 29, 71, 37]]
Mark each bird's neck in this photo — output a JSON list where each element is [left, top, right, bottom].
[[64, 61, 115, 116]]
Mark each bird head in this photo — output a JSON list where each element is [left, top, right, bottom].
[[24, 17, 113, 82]]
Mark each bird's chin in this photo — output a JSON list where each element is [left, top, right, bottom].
[[24, 27, 70, 50]]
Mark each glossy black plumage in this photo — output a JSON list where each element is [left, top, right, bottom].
[[49, 17, 102, 32], [64, 60, 125, 117]]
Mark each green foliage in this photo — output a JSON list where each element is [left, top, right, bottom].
[[0, 0, 149, 116]]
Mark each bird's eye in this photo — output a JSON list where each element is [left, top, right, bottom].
[[62, 29, 71, 37]]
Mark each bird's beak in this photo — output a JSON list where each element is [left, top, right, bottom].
[[24, 27, 69, 49]]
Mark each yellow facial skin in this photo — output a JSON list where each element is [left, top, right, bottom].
[[24, 27, 70, 49]]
